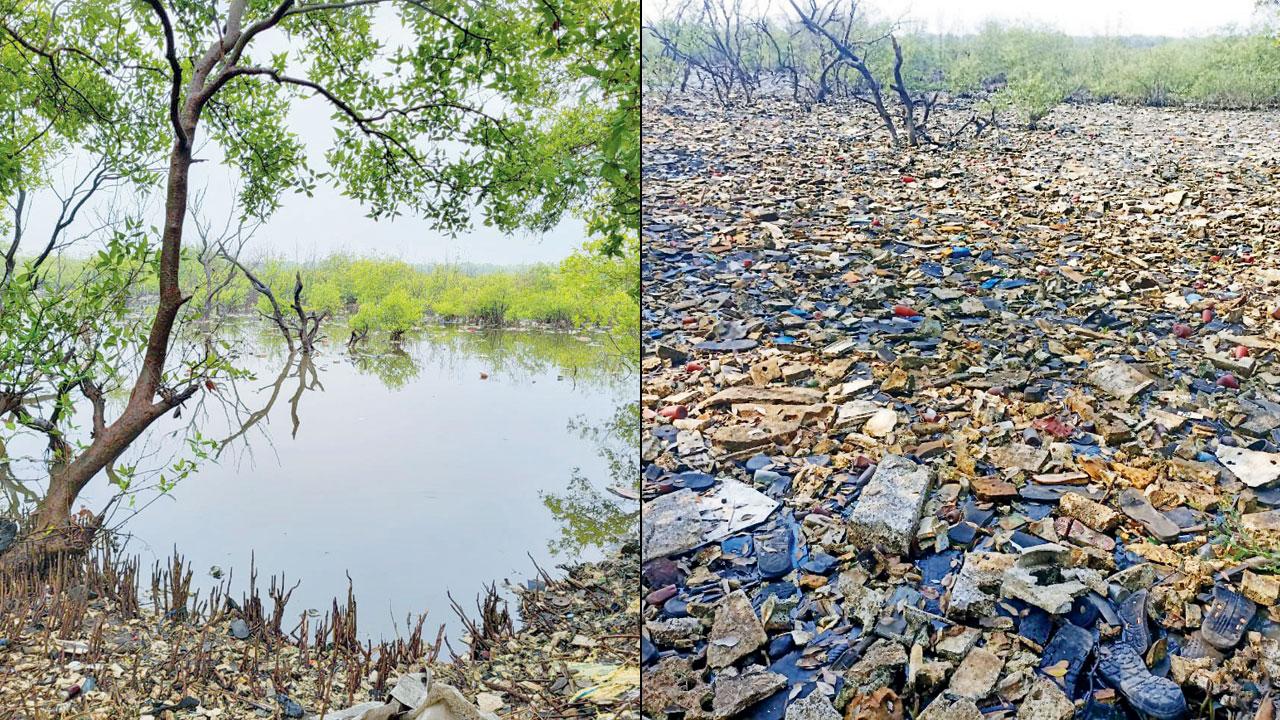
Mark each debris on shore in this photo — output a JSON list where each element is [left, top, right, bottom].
[[0, 542, 638, 719], [641, 97, 1280, 720]]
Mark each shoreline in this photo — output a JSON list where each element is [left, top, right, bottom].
[[0, 542, 639, 719]]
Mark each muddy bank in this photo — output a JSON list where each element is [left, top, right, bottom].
[[0, 543, 639, 719]]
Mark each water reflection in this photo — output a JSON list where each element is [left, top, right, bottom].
[[0, 439, 37, 519], [351, 347, 421, 391], [541, 402, 640, 557], [414, 326, 627, 386], [0, 321, 635, 639], [219, 352, 324, 452]]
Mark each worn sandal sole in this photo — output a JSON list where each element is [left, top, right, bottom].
[[1097, 641, 1188, 720], [1200, 585, 1257, 650], [1178, 630, 1224, 662]]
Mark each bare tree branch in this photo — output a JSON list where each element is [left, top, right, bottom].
[[141, 0, 190, 148], [219, 247, 296, 352]]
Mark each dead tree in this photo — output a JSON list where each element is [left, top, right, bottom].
[[288, 273, 326, 353], [221, 254, 328, 355], [789, 0, 858, 102], [949, 103, 999, 144], [788, 0, 899, 145], [698, 0, 761, 102], [346, 327, 369, 349], [756, 19, 810, 104], [189, 189, 258, 323], [788, 2, 943, 148], [645, 0, 761, 105], [815, 55, 843, 102], [646, 31, 735, 103], [888, 35, 940, 147]]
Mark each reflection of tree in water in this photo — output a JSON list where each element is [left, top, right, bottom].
[[218, 351, 323, 459], [0, 320, 631, 533], [350, 346, 421, 391], [415, 327, 627, 389], [541, 402, 639, 557], [242, 323, 625, 392]]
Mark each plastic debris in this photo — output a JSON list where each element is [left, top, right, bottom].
[[642, 97, 1280, 720]]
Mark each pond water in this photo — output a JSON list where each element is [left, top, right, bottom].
[[2, 322, 638, 642]]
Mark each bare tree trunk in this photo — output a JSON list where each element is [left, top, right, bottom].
[[202, 255, 215, 321], [788, 0, 899, 146], [817, 58, 840, 102], [291, 272, 328, 354], [890, 36, 917, 147]]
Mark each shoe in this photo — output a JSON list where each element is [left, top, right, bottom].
[[1117, 590, 1151, 654], [1200, 585, 1256, 650], [1040, 623, 1094, 696], [1097, 642, 1188, 720], [1178, 630, 1223, 662]]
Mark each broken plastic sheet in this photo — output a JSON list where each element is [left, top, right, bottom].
[[641, 480, 779, 559]]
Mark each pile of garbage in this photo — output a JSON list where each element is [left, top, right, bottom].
[[641, 97, 1280, 720], [0, 544, 639, 719], [309, 670, 503, 720], [425, 543, 641, 720]]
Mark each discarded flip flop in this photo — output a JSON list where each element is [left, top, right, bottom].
[[1118, 489, 1181, 542], [1097, 642, 1188, 720], [1039, 623, 1094, 696], [1117, 590, 1151, 655], [1200, 585, 1256, 650]]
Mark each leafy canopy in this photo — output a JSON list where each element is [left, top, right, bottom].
[[0, 0, 639, 506], [2, 0, 638, 240]]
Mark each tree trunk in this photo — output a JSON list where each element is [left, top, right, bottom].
[[788, 0, 899, 146], [10, 141, 196, 570], [890, 36, 918, 147], [225, 251, 297, 352], [291, 272, 327, 354]]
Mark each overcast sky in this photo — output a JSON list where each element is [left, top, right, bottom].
[[181, 92, 590, 267], [30, 105, 588, 267], [24, 6, 587, 268], [646, 0, 1273, 36], [866, 0, 1270, 37]]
